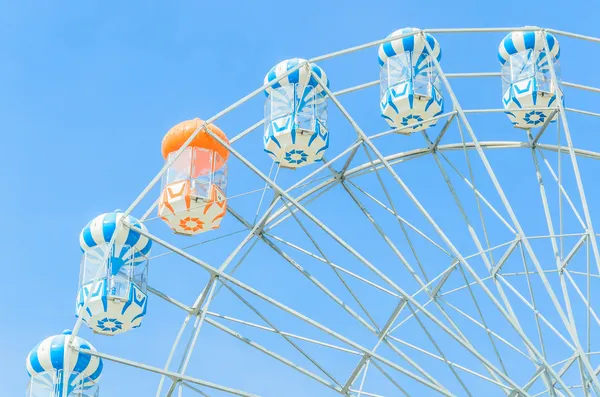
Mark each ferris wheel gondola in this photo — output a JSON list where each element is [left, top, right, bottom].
[[263, 58, 330, 168], [378, 27, 444, 133], [499, 29, 562, 128], [158, 119, 230, 235], [77, 211, 151, 335], [26, 330, 103, 397]]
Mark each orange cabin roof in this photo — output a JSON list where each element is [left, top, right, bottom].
[[161, 119, 230, 161]]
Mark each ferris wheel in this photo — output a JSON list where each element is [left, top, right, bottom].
[[24, 26, 600, 397]]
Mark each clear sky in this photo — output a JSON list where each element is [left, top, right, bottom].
[[2, 0, 600, 396]]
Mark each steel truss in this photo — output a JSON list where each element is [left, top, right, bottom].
[[62, 27, 600, 397]]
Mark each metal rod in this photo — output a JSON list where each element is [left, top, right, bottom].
[[74, 347, 263, 397]]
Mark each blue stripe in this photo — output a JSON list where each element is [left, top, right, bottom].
[[382, 42, 396, 58], [307, 66, 320, 88], [537, 51, 548, 70], [101, 279, 108, 312], [307, 128, 318, 147], [313, 66, 328, 89], [102, 212, 117, 243], [124, 219, 142, 247], [88, 359, 103, 382], [387, 92, 399, 114], [498, 52, 507, 65], [131, 294, 148, 322], [425, 34, 436, 56], [28, 343, 45, 374], [523, 32, 536, 51], [402, 34, 415, 53], [271, 81, 281, 91], [50, 335, 65, 369], [287, 59, 300, 84], [424, 94, 435, 112], [82, 223, 96, 250], [139, 239, 152, 256], [312, 65, 322, 79], [546, 33, 555, 52], [67, 373, 78, 394], [73, 343, 92, 374], [503, 37, 517, 56], [414, 53, 428, 74], [266, 69, 279, 95]]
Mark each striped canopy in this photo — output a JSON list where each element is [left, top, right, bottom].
[[378, 27, 442, 67], [26, 330, 103, 393], [264, 58, 329, 97], [498, 30, 560, 65], [79, 211, 152, 270]]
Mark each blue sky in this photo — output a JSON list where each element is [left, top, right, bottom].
[[2, 0, 600, 396]]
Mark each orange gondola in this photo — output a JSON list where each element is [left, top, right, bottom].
[[158, 119, 229, 235]]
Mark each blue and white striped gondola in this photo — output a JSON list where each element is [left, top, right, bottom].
[[499, 29, 562, 128], [378, 27, 444, 133], [77, 211, 151, 335], [26, 330, 102, 397], [263, 58, 330, 168]]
